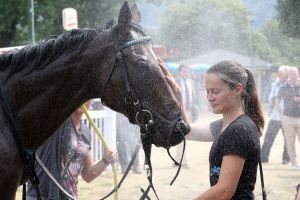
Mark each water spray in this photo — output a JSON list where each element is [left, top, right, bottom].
[[81, 104, 119, 200]]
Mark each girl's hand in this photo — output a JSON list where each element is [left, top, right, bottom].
[[103, 150, 118, 165], [157, 57, 182, 102]]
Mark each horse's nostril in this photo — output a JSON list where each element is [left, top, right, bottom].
[[176, 120, 190, 135]]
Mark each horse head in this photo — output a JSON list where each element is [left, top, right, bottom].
[[100, 2, 190, 149]]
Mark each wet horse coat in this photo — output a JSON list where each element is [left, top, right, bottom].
[[0, 2, 189, 199]]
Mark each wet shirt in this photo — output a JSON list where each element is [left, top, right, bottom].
[[277, 83, 300, 118], [209, 114, 260, 200]]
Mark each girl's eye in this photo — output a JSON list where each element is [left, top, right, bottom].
[[208, 89, 219, 95]]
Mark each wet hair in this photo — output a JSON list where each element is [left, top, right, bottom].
[[207, 60, 264, 135]]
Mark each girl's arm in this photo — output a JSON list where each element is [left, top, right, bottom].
[[186, 120, 213, 142], [81, 150, 118, 183], [194, 155, 245, 200]]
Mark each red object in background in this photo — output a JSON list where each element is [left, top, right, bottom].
[[152, 45, 179, 59]]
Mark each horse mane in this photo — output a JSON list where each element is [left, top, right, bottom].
[[0, 19, 146, 81], [0, 20, 116, 75]]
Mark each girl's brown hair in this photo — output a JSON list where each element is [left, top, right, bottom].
[[207, 60, 264, 135]]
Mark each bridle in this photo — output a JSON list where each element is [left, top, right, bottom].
[[101, 27, 187, 199]]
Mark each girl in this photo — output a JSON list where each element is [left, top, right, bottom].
[[159, 59, 264, 200]]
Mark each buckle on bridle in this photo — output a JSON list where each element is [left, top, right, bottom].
[[125, 96, 139, 105], [135, 109, 153, 126], [116, 50, 122, 59]]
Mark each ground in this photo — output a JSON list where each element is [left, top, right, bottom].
[[16, 111, 300, 200]]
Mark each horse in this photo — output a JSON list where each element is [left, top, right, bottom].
[[0, 2, 189, 199]]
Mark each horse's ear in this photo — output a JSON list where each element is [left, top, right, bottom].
[[118, 1, 132, 36], [131, 4, 141, 24]]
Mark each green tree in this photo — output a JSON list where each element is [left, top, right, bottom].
[[0, 0, 161, 47], [277, 0, 300, 39], [259, 18, 300, 66], [159, 0, 253, 58], [0, 0, 28, 46], [251, 31, 280, 62]]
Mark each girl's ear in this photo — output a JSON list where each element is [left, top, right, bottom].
[[236, 83, 244, 93]]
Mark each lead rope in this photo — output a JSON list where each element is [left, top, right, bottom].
[[259, 160, 267, 200], [167, 132, 186, 185], [139, 126, 159, 200], [35, 155, 76, 200]]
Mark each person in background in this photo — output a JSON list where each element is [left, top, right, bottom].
[[174, 64, 195, 168], [261, 66, 290, 164], [276, 66, 300, 170], [116, 113, 141, 174], [159, 59, 264, 200], [176, 64, 195, 121], [26, 100, 118, 199]]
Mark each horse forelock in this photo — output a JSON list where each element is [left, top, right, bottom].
[[130, 22, 146, 36]]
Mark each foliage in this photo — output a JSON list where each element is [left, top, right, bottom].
[[258, 18, 300, 66], [277, 0, 300, 39], [0, 0, 28, 46], [0, 0, 161, 47], [159, 0, 253, 58], [252, 31, 280, 62]]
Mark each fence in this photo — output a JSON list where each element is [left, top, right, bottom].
[[81, 106, 117, 163]]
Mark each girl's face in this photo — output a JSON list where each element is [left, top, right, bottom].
[[205, 73, 242, 114]]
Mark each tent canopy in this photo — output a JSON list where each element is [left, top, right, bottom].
[[165, 62, 210, 73]]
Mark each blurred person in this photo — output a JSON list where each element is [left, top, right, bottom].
[[174, 64, 195, 168], [159, 59, 264, 200], [176, 64, 195, 121], [26, 100, 118, 199], [261, 66, 290, 164], [116, 113, 141, 174], [276, 66, 300, 170]]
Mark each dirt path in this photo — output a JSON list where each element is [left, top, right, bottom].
[[16, 112, 300, 200]]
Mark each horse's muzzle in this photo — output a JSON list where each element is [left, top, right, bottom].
[[175, 120, 190, 136], [166, 120, 190, 147]]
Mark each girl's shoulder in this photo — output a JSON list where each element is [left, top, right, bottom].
[[224, 114, 258, 138], [210, 119, 223, 138]]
